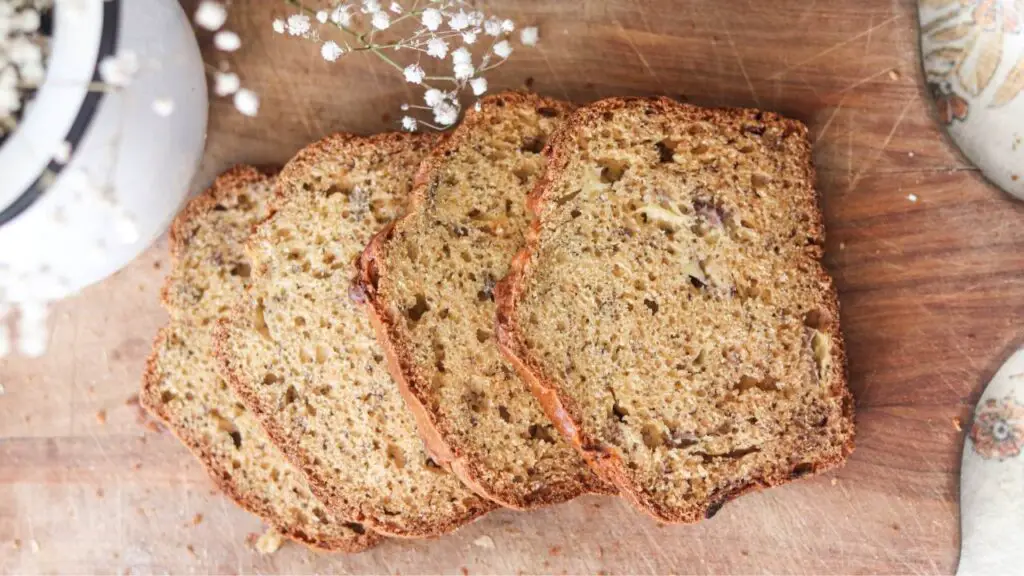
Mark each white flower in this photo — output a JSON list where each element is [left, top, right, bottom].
[[371, 11, 390, 30], [462, 31, 477, 44], [151, 98, 175, 117], [361, 0, 381, 14], [493, 40, 512, 59], [470, 77, 487, 96], [53, 141, 72, 165], [448, 10, 470, 31], [98, 51, 140, 87], [272, 18, 285, 33], [287, 14, 311, 36], [520, 26, 539, 46], [331, 5, 352, 26], [321, 41, 344, 62], [433, 101, 458, 126], [403, 63, 425, 84], [18, 61, 45, 85], [484, 18, 501, 37], [194, 1, 227, 31], [233, 88, 259, 117], [421, 34, 450, 58], [421, 8, 442, 31], [14, 8, 40, 32], [213, 71, 240, 96], [8, 37, 41, 66], [501, 19, 515, 33], [316, 10, 328, 23], [400, 103, 409, 110], [423, 88, 444, 107], [389, 2, 403, 13], [454, 62, 473, 80], [452, 47, 472, 65], [401, 116, 417, 131], [213, 30, 241, 52]]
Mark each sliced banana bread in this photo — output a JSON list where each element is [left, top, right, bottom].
[[356, 93, 613, 509], [142, 166, 379, 552], [214, 134, 495, 538], [495, 97, 855, 523]]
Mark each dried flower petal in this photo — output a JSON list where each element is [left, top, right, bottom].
[[194, 1, 228, 31], [362, 0, 381, 14], [233, 88, 259, 117], [401, 116, 417, 131], [424, 88, 444, 107], [448, 10, 470, 31], [371, 11, 390, 30], [484, 18, 501, 37], [214, 30, 241, 52], [287, 14, 311, 36], [331, 5, 352, 26], [214, 71, 240, 96], [403, 63, 425, 84], [520, 26, 539, 46], [427, 37, 448, 59], [321, 40, 344, 62], [493, 40, 512, 59], [462, 31, 477, 44], [389, 2, 403, 14], [501, 19, 515, 33], [421, 8, 442, 31], [316, 10, 329, 23], [151, 98, 175, 117], [433, 101, 458, 126]]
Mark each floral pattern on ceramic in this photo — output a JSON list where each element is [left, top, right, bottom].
[[958, 347, 1024, 575], [920, 0, 1024, 200]]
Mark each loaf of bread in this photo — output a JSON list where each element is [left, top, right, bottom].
[[357, 93, 614, 509], [495, 97, 855, 523], [214, 134, 495, 538], [142, 166, 379, 552]]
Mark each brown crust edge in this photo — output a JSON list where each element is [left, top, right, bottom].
[[211, 132, 497, 539], [495, 96, 856, 524], [140, 326, 381, 553], [354, 92, 614, 511]]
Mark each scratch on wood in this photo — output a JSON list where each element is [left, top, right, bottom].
[[813, 93, 848, 147], [615, 22, 663, 92], [848, 98, 915, 191], [768, 14, 902, 80], [721, 25, 760, 107]]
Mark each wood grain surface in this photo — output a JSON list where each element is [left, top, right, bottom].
[[3, 0, 1023, 573]]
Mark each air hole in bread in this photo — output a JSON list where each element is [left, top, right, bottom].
[[497, 405, 511, 423], [655, 139, 679, 163], [212, 204, 228, 212], [513, 165, 535, 185], [405, 294, 430, 322], [554, 190, 581, 206], [641, 423, 664, 449], [159, 390, 176, 404], [751, 172, 771, 191], [324, 184, 350, 198], [263, 372, 281, 386], [736, 375, 779, 393], [691, 142, 709, 156], [236, 194, 253, 209], [475, 329, 491, 343], [528, 423, 556, 444], [537, 106, 560, 118], [344, 522, 367, 534], [386, 444, 406, 469], [231, 459, 241, 469], [229, 263, 251, 278], [570, 208, 582, 219], [612, 402, 629, 422], [228, 430, 242, 449], [643, 298, 659, 314], [521, 136, 546, 154], [254, 300, 272, 340], [803, 309, 826, 329], [738, 142, 756, 154], [284, 385, 298, 405], [598, 158, 628, 184]]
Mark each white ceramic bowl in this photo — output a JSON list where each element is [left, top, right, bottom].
[[0, 0, 208, 303]]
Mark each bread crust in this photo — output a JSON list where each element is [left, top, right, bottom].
[[495, 96, 855, 523], [144, 166, 380, 552], [212, 133, 497, 538], [356, 92, 615, 510]]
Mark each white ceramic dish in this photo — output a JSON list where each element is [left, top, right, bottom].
[[0, 0, 208, 303]]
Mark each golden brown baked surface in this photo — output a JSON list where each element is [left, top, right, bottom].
[[357, 93, 614, 510], [142, 166, 379, 552], [496, 97, 855, 523], [214, 134, 495, 538]]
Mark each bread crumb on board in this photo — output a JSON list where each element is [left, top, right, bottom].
[[473, 535, 495, 549], [95, 409, 107, 425], [887, 69, 901, 81], [953, 417, 962, 432], [255, 529, 283, 555], [192, 513, 204, 526]]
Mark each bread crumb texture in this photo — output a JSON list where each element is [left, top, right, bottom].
[[498, 97, 854, 523], [141, 166, 379, 553], [214, 135, 494, 538], [360, 93, 612, 509]]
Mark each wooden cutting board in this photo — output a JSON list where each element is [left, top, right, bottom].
[[3, 0, 1022, 573]]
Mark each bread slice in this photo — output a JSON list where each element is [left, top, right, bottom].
[[214, 133, 495, 538], [142, 166, 379, 552], [495, 97, 855, 523], [356, 93, 614, 509]]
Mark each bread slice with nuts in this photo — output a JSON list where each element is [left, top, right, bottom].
[[356, 93, 614, 510], [495, 97, 855, 523], [142, 166, 380, 552], [214, 134, 495, 538]]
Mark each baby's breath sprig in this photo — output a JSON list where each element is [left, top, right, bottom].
[[275, 0, 540, 131], [194, 1, 260, 117]]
